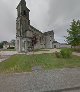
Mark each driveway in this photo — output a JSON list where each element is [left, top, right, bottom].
[[0, 68, 80, 92], [0, 51, 17, 62]]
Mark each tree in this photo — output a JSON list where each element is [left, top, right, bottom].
[[10, 39, 15, 46], [0, 43, 3, 49], [31, 34, 38, 52], [66, 19, 80, 47], [0, 41, 8, 49]]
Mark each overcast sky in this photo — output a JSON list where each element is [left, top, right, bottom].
[[0, 0, 80, 43]]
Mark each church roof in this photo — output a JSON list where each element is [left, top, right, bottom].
[[53, 41, 59, 43], [44, 30, 54, 35], [29, 25, 42, 34]]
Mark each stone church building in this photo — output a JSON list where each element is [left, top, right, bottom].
[[16, 0, 58, 52]]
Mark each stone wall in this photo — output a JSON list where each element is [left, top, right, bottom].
[[16, 0, 55, 53], [60, 44, 71, 48], [53, 43, 60, 48]]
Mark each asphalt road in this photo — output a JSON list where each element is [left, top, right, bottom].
[[0, 68, 80, 92]]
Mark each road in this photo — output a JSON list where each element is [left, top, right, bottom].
[[0, 68, 80, 92]]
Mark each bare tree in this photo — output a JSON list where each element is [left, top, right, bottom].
[[31, 34, 38, 53]]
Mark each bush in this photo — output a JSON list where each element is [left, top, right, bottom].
[[60, 48, 72, 58], [0, 43, 3, 49], [55, 51, 61, 58]]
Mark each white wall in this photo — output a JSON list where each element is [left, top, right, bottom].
[[45, 35, 53, 48], [60, 44, 71, 48], [53, 43, 60, 48]]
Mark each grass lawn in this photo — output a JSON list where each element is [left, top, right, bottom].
[[1, 49, 16, 51], [0, 53, 80, 74]]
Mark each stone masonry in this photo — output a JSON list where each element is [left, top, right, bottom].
[[16, 0, 55, 52]]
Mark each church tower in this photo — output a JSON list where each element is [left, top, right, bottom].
[[16, 0, 30, 52]]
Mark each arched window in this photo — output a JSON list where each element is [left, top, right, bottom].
[[23, 10, 26, 16]]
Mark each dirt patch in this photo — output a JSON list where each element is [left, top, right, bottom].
[[73, 52, 80, 56]]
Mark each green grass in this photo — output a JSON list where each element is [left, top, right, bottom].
[[2, 49, 16, 51], [0, 53, 80, 74]]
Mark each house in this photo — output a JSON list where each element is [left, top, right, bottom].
[[3, 43, 15, 49], [52, 41, 60, 48]]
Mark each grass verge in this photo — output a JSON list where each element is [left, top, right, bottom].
[[0, 53, 80, 74]]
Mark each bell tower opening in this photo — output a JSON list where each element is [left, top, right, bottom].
[[16, 0, 30, 37], [23, 10, 26, 16]]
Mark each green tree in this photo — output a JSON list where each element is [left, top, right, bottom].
[[0, 41, 8, 49], [66, 19, 80, 47], [0, 43, 3, 49]]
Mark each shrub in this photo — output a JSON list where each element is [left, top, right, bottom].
[[60, 48, 72, 58], [55, 51, 61, 58]]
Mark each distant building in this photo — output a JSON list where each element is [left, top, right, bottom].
[[52, 41, 60, 48], [3, 43, 15, 49], [60, 43, 71, 48], [16, 0, 60, 53]]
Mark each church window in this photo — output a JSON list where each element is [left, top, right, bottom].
[[23, 10, 26, 16]]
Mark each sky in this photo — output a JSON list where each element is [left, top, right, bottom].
[[0, 0, 80, 43]]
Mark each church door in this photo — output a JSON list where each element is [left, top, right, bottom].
[[54, 45, 56, 48]]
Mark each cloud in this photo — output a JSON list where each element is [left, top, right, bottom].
[[44, 0, 80, 42], [0, 0, 16, 41], [0, 0, 80, 42]]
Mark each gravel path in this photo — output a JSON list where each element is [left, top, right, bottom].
[[72, 52, 80, 56], [18, 49, 80, 57], [0, 49, 60, 62], [0, 51, 17, 62], [25, 49, 60, 55], [0, 68, 80, 92], [0, 49, 80, 63], [0, 51, 17, 56]]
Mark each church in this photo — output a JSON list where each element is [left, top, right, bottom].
[[16, 0, 59, 52]]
